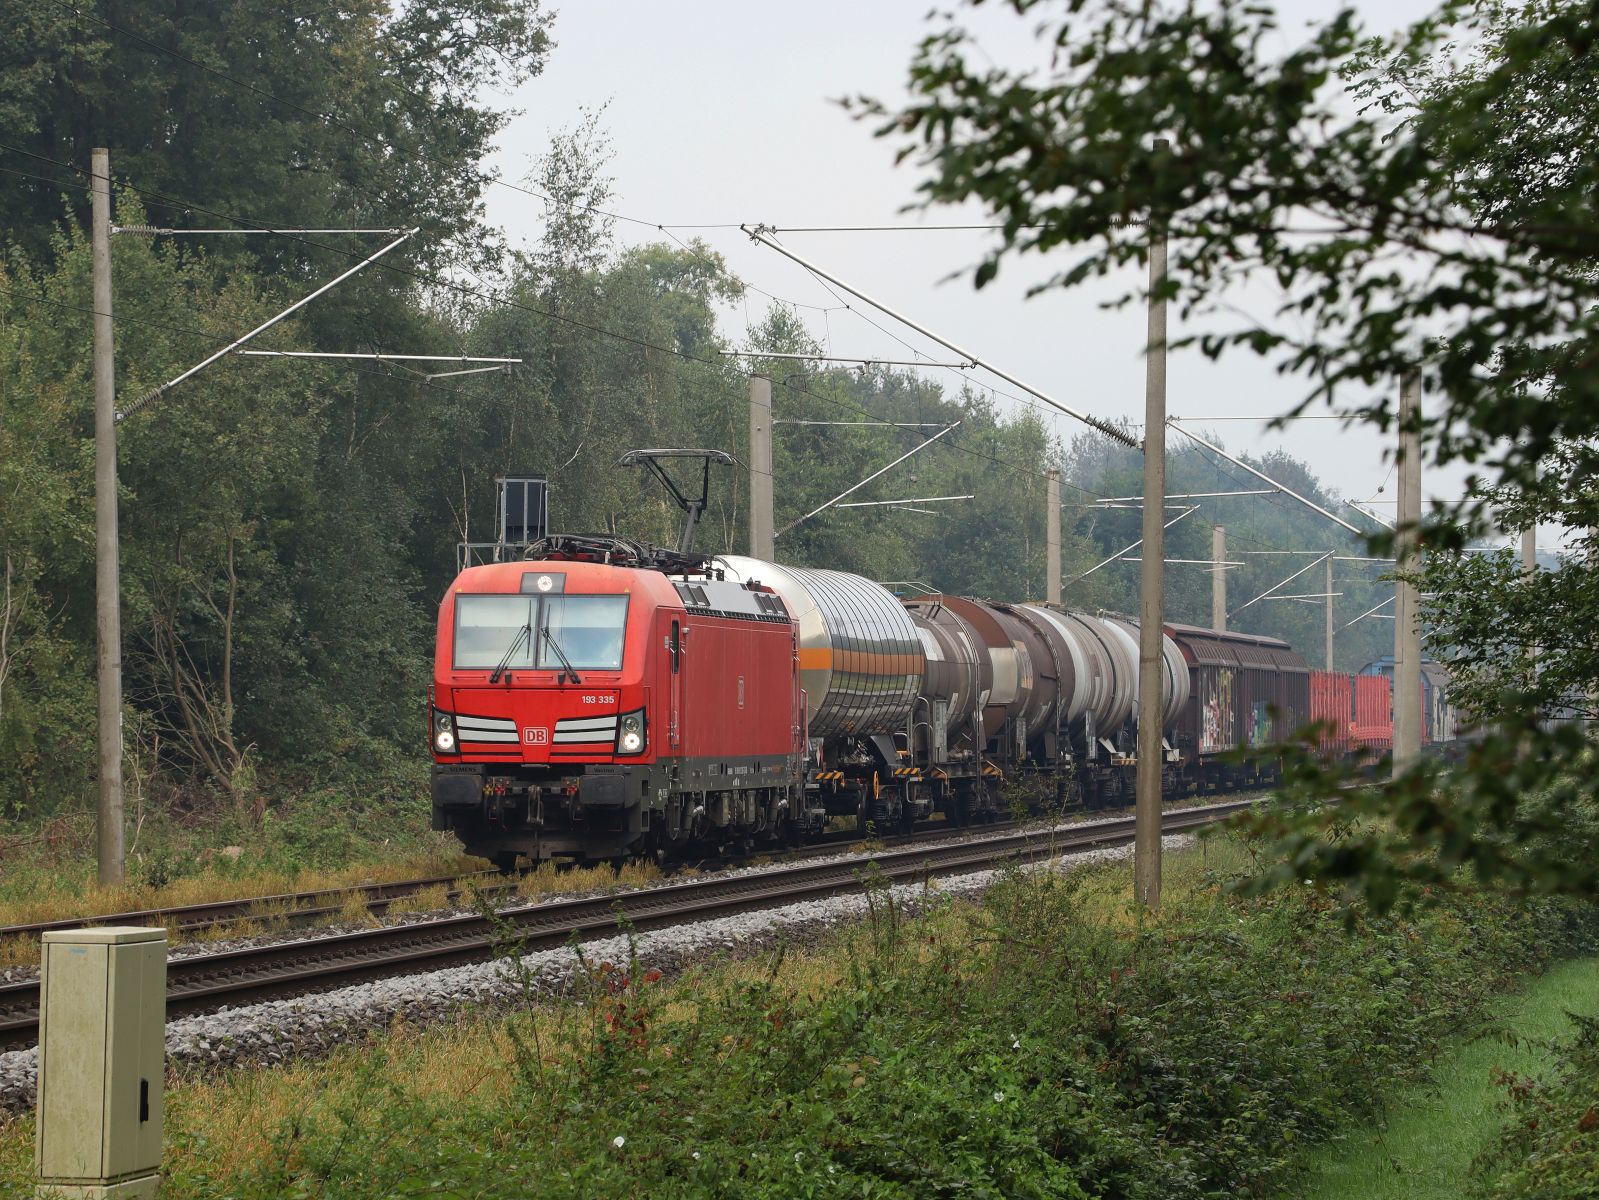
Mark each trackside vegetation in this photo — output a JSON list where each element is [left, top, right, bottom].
[[1297, 955, 1599, 1200], [4, 839, 1592, 1198], [1472, 1009, 1599, 1198]]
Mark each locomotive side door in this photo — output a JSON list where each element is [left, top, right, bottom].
[[668, 615, 683, 750]]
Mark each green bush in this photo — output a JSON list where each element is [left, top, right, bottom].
[[179, 863, 1599, 1199]]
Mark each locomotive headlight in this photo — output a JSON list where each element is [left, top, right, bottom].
[[615, 710, 646, 755], [433, 709, 458, 755]]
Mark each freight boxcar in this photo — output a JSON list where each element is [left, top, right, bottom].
[[1358, 654, 1459, 746], [1308, 669, 1353, 758], [1166, 624, 1309, 789]]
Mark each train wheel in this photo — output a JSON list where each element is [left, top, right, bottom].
[[897, 793, 916, 835], [491, 851, 520, 875], [950, 787, 972, 828]]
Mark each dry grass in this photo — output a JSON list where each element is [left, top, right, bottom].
[[511, 859, 663, 903], [383, 883, 451, 917], [0, 936, 34, 970], [0, 851, 489, 965], [0, 852, 486, 929], [334, 889, 380, 928]]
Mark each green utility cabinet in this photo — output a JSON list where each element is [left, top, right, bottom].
[[35, 926, 166, 1199]]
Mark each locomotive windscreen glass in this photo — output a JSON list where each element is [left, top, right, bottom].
[[453, 594, 627, 671], [453, 595, 536, 670], [537, 596, 628, 671]]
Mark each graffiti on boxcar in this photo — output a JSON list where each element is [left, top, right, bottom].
[[1249, 700, 1271, 747], [1201, 668, 1235, 754]]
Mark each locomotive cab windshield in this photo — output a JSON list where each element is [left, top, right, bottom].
[[454, 593, 628, 674]]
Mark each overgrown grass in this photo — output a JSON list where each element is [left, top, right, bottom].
[[4, 835, 1593, 1198], [1295, 955, 1599, 1199], [514, 859, 663, 902], [1470, 996, 1599, 1197], [0, 783, 482, 957]]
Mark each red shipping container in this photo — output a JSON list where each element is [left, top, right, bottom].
[[1308, 670, 1351, 759], [1352, 673, 1393, 753]]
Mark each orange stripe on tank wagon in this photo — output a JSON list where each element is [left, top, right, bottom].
[[797, 647, 920, 674]]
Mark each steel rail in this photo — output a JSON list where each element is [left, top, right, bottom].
[[0, 818, 1008, 946], [0, 802, 1249, 1052]]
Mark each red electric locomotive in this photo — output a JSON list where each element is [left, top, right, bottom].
[[430, 537, 806, 868]]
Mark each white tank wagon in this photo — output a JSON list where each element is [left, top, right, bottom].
[[1101, 616, 1191, 732]]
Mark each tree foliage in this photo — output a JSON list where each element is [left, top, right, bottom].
[[0, 0, 552, 271], [865, 0, 1599, 904]]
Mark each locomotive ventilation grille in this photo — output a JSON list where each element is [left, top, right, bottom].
[[455, 714, 519, 744], [553, 714, 620, 744]]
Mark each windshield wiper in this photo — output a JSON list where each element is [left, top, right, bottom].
[[540, 621, 582, 685], [488, 622, 531, 684]]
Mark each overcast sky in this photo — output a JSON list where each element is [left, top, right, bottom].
[[478, 0, 1548, 550]]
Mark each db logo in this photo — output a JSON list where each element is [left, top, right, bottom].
[[523, 727, 549, 745]]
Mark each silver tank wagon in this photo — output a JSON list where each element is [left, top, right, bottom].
[[717, 557, 923, 738]]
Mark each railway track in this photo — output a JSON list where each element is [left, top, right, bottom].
[[0, 800, 1249, 1052], [0, 870, 513, 944], [0, 815, 1012, 948]]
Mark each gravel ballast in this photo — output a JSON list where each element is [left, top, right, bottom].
[[0, 834, 1192, 1114]]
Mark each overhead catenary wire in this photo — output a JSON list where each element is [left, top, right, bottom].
[[745, 233, 1057, 424], [1, 163, 1075, 514], [766, 224, 1049, 233], [0, 143, 1106, 509], [0, 9, 1411, 565], [118, 227, 418, 420], [1070, 507, 1202, 581], [836, 494, 974, 508], [118, 226, 407, 236], [1231, 552, 1334, 618], [1, 120, 1398, 598], [31, 0, 793, 298], [0, 282, 492, 408], [1341, 595, 1396, 629], [1167, 419, 1380, 536], [722, 350, 976, 369], [2, 272, 1400, 637], [743, 224, 1140, 451], [237, 351, 520, 363], [3, 149, 1070, 504], [769, 375, 1107, 501], [1091, 490, 1277, 503], [775, 423, 961, 538], [776, 420, 955, 428], [0, 144, 732, 382]]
